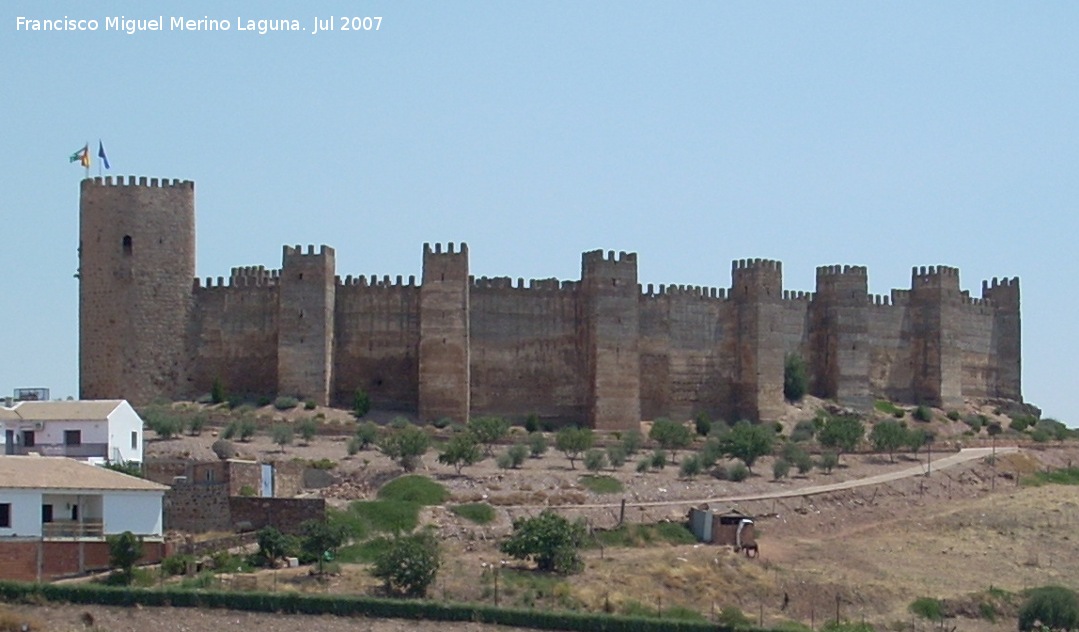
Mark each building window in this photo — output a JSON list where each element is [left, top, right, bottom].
[[41, 504, 53, 524], [0, 503, 10, 528], [22, 431, 34, 447], [131, 431, 138, 450], [64, 430, 81, 446], [122, 235, 133, 256]]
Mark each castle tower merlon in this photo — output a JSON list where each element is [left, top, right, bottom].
[[419, 242, 470, 422], [277, 244, 336, 405]]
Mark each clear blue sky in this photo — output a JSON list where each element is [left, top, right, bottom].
[[2, 2, 1076, 423]]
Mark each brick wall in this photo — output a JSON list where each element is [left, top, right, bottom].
[[228, 497, 325, 536]]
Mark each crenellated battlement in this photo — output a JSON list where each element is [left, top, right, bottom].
[[869, 294, 892, 306], [338, 274, 417, 288], [784, 290, 813, 301], [911, 265, 961, 291], [641, 283, 725, 299], [423, 242, 469, 256], [982, 276, 1020, 307], [83, 175, 193, 189], [283, 244, 335, 259], [816, 264, 868, 278], [582, 249, 637, 265], [733, 258, 781, 272], [730, 258, 782, 300]]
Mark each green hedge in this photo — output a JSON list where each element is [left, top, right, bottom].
[[0, 581, 751, 632]]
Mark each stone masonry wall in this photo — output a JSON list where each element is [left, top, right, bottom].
[[79, 178, 1025, 423]]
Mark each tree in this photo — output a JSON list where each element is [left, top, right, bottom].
[[555, 427, 594, 470], [772, 458, 791, 480], [298, 417, 318, 445], [353, 388, 371, 419], [256, 526, 294, 566], [500, 509, 586, 574], [271, 423, 293, 452], [188, 413, 206, 436], [721, 420, 774, 474], [379, 424, 430, 472], [372, 531, 442, 598], [869, 419, 908, 462], [649, 418, 693, 457], [107, 531, 143, 585], [528, 432, 548, 458], [506, 443, 529, 468], [817, 414, 865, 461], [906, 427, 931, 458], [583, 448, 607, 472], [1018, 585, 1079, 631], [437, 433, 482, 474], [300, 519, 349, 575], [467, 416, 509, 456], [784, 353, 808, 402]]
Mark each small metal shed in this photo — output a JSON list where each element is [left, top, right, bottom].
[[688, 507, 756, 548]]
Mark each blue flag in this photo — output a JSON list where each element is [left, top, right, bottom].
[[97, 141, 110, 170]]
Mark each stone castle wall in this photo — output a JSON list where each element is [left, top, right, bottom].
[[79, 177, 1023, 428]]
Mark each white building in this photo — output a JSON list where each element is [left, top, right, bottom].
[[0, 400, 143, 464], [0, 456, 168, 581]]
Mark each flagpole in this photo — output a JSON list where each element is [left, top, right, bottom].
[[85, 140, 90, 179]]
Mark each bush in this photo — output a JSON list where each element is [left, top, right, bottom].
[[270, 423, 293, 452], [273, 396, 299, 411], [210, 378, 226, 405], [583, 449, 607, 472], [909, 597, 944, 621], [772, 458, 791, 480], [621, 431, 642, 455], [298, 418, 318, 445], [501, 510, 586, 574], [649, 418, 693, 456], [524, 414, 540, 434], [188, 414, 206, 436], [650, 449, 667, 470], [373, 532, 441, 598], [727, 462, 749, 482], [913, 405, 932, 422], [437, 433, 482, 474], [946, 410, 961, 422], [355, 421, 379, 449], [790, 419, 816, 443], [817, 450, 839, 474], [606, 444, 627, 468], [693, 413, 712, 437], [635, 458, 651, 473], [468, 416, 510, 456], [964, 414, 985, 433], [353, 389, 371, 418], [784, 353, 808, 402], [679, 454, 702, 478], [379, 425, 430, 472], [1018, 585, 1079, 631], [495, 452, 514, 469], [528, 432, 548, 458], [699, 438, 723, 469], [107, 531, 143, 585], [1010, 414, 1037, 432], [161, 554, 194, 576]]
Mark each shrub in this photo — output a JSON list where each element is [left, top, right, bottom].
[[161, 554, 194, 576], [107, 531, 143, 585], [650, 449, 667, 470], [353, 388, 371, 418], [621, 431, 643, 455], [188, 414, 206, 436], [307, 458, 337, 470], [699, 438, 723, 469], [909, 597, 944, 621], [719, 420, 774, 474], [495, 452, 514, 469], [437, 433, 482, 474], [256, 395, 272, 407], [431, 417, 452, 429], [273, 396, 299, 411], [524, 414, 540, 434], [817, 413, 865, 459], [210, 378, 226, 405], [379, 425, 430, 472], [528, 432, 548, 458], [728, 462, 749, 482], [270, 423, 293, 452], [635, 458, 651, 473], [298, 417, 318, 445], [679, 454, 702, 478], [1018, 585, 1079, 631], [946, 410, 961, 421], [256, 526, 295, 566], [964, 414, 985, 433], [355, 421, 379, 449], [874, 400, 904, 417], [772, 458, 791, 480], [869, 419, 909, 462], [346, 436, 362, 456], [606, 444, 627, 468], [784, 353, 808, 402], [304, 400, 317, 410], [501, 443, 526, 468], [817, 450, 839, 474], [501, 510, 586, 574], [372, 532, 441, 598], [693, 413, 712, 436], [583, 449, 607, 472], [222, 421, 238, 440], [1010, 414, 1037, 432], [238, 417, 257, 442], [913, 405, 932, 422]]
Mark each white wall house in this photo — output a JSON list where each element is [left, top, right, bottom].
[[0, 456, 166, 539], [0, 400, 144, 463]]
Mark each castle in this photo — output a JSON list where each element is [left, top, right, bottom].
[[79, 176, 1022, 430]]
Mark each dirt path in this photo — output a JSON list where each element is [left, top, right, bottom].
[[512, 446, 1016, 509]]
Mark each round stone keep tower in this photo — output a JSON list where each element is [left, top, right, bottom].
[[79, 176, 195, 404]]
